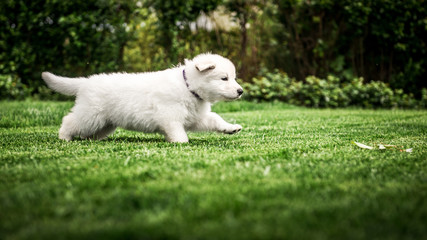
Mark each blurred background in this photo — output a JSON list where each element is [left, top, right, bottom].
[[0, 0, 426, 107]]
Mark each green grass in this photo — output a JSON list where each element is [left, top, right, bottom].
[[1, 101, 426, 240]]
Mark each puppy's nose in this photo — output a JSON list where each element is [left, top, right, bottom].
[[237, 88, 244, 96]]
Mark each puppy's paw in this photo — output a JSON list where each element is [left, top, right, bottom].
[[223, 124, 242, 134]]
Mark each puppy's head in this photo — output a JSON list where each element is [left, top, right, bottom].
[[184, 54, 243, 102]]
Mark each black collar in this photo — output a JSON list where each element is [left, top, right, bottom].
[[183, 69, 203, 101]]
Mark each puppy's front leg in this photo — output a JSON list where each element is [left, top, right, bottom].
[[194, 112, 242, 134], [162, 122, 189, 143]]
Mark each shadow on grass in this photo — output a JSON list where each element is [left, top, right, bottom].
[[105, 134, 237, 147], [104, 135, 165, 144]]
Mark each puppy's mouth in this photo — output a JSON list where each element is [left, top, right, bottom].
[[223, 95, 242, 101], [221, 89, 243, 101]]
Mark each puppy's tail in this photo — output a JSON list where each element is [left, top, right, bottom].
[[41, 72, 85, 96]]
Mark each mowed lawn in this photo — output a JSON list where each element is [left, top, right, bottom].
[[1, 101, 426, 240]]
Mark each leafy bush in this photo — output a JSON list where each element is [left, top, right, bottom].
[[274, 0, 427, 97], [0, 73, 31, 100], [243, 71, 426, 109], [0, 0, 138, 100], [1, 1, 425, 101]]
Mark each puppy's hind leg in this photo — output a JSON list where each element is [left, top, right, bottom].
[[59, 113, 79, 141], [59, 112, 114, 141]]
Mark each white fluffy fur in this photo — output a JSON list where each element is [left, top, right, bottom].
[[42, 53, 243, 142]]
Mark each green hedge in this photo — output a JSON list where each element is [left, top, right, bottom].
[[243, 70, 427, 109]]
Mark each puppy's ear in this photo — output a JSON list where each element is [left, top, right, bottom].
[[195, 63, 216, 72]]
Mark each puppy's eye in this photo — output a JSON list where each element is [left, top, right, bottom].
[[221, 77, 228, 81]]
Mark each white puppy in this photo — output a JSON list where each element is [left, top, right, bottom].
[[42, 53, 243, 142]]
